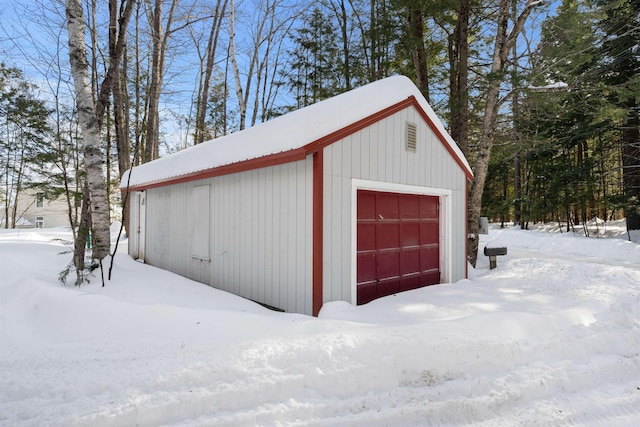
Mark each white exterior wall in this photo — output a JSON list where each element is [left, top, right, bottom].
[[12, 189, 72, 228], [322, 105, 468, 304], [143, 157, 313, 315]]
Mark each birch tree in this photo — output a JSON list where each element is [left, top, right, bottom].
[[110, 0, 131, 178], [65, 0, 134, 282], [229, 0, 294, 130], [228, 0, 245, 129], [467, 0, 543, 267], [143, 0, 179, 163], [193, 0, 228, 144]]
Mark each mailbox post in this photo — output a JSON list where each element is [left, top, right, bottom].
[[484, 246, 507, 269]]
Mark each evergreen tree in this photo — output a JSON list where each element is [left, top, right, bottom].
[[595, 0, 640, 229], [0, 64, 52, 228], [287, 6, 342, 108]]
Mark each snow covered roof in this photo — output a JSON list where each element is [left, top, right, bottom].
[[121, 75, 472, 190]]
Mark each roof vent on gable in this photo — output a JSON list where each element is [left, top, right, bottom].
[[406, 121, 417, 152]]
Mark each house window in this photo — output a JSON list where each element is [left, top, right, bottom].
[[406, 122, 417, 152], [36, 192, 44, 207], [35, 216, 44, 228]]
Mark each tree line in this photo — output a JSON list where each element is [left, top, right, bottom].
[[0, 0, 637, 281]]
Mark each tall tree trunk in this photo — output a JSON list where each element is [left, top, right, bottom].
[[514, 150, 522, 226], [74, 179, 92, 284], [449, 0, 469, 158], [622, 98, 640, 229], [407, 5, 429, 101], [468, 0, 541, 267], [109, 0, 131, 235], [109, 0, 131, 177], [194, 0, 228, 144], [331, 0, 351, 90], [229, 0, 246, 130], [66, 0, 134, 274], [66, 0, 112, 263], [512, 22, 521, 227], [144, 0, 178, 162], [134, 1, 144, 166]]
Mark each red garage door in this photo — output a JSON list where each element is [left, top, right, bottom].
[[356, 190, 440, 305]]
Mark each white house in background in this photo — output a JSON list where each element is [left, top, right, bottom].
[[5, 188, 71, 228], [121, 76, 473, 316]]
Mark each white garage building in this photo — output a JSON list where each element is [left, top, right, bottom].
[[121, 76, 473, 316]]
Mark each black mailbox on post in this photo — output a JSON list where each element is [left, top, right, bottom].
[[484, 246, 507, 270]]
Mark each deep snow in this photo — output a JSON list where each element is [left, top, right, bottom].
[[1, 220, 639, 426]]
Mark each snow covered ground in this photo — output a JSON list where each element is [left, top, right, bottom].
[[1, 220, 639, 426]]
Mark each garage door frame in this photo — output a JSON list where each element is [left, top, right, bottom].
[[350, 179, 452, 305]]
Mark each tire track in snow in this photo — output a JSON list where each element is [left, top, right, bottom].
[[509, 247, 640, 270], [72, 320, 640, 427]]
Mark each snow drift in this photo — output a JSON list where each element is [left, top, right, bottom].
[[1, 221, 639, 426]]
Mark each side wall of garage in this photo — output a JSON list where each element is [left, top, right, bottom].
[[322, 105, 468, 304], [143, 157, 314, 315]]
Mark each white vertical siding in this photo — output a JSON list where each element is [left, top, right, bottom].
[[323, 105, 468, 304], [215, 159, 313, 314], [143, 158, 313, 315], [128, 192, 140, 258]]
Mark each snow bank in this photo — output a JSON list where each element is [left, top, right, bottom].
[[1, 224, 639, 426]]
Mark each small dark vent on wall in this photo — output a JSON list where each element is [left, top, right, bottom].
[[406, 122, 417, 152]]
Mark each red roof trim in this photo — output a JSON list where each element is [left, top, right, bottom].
[[302, 97, 416, 153], [409, 96, 474, 181], [127, 95, 472, 191], [127, 148, 307, 191]]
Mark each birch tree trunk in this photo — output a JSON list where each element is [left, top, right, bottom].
[[194, 0, 228, 144], [229, 0, 247, 130], [66, 0, 134, 278], [143, 0, 178, 163], [467, 0, 542, 267], [66, 0, 111, 263]]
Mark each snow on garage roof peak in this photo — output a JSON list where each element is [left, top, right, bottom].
[[121, 75, 472, 189]]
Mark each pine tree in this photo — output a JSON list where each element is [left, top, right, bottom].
[[595, 0, 640, 229], [0, 64, 52, 228], [523, 0, 603, 227], [287, 6, 343, 108]]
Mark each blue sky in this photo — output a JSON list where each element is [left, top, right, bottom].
[[0, 0, 562, 151]]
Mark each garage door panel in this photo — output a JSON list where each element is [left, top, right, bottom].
[[400, 248, 420, 274], [400, 223, 420, 247], [357, 190, 440, 305], [357, 283, 377, 305], [420, 222, 439, 245], [357, 253, 377, 283], [400, 275, 422, 292], [357, 192, 376, 219], [377, 223, 399, 249], [376, 278, 400, 298], [399, 195, 419, 219], [421, 270, 440, 286], [376, 193, 399, 219], [421, 246, 439, 271], [357, 223, 376, 250], [420, 197, 439, 219], [377, 251, 400, 278]]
